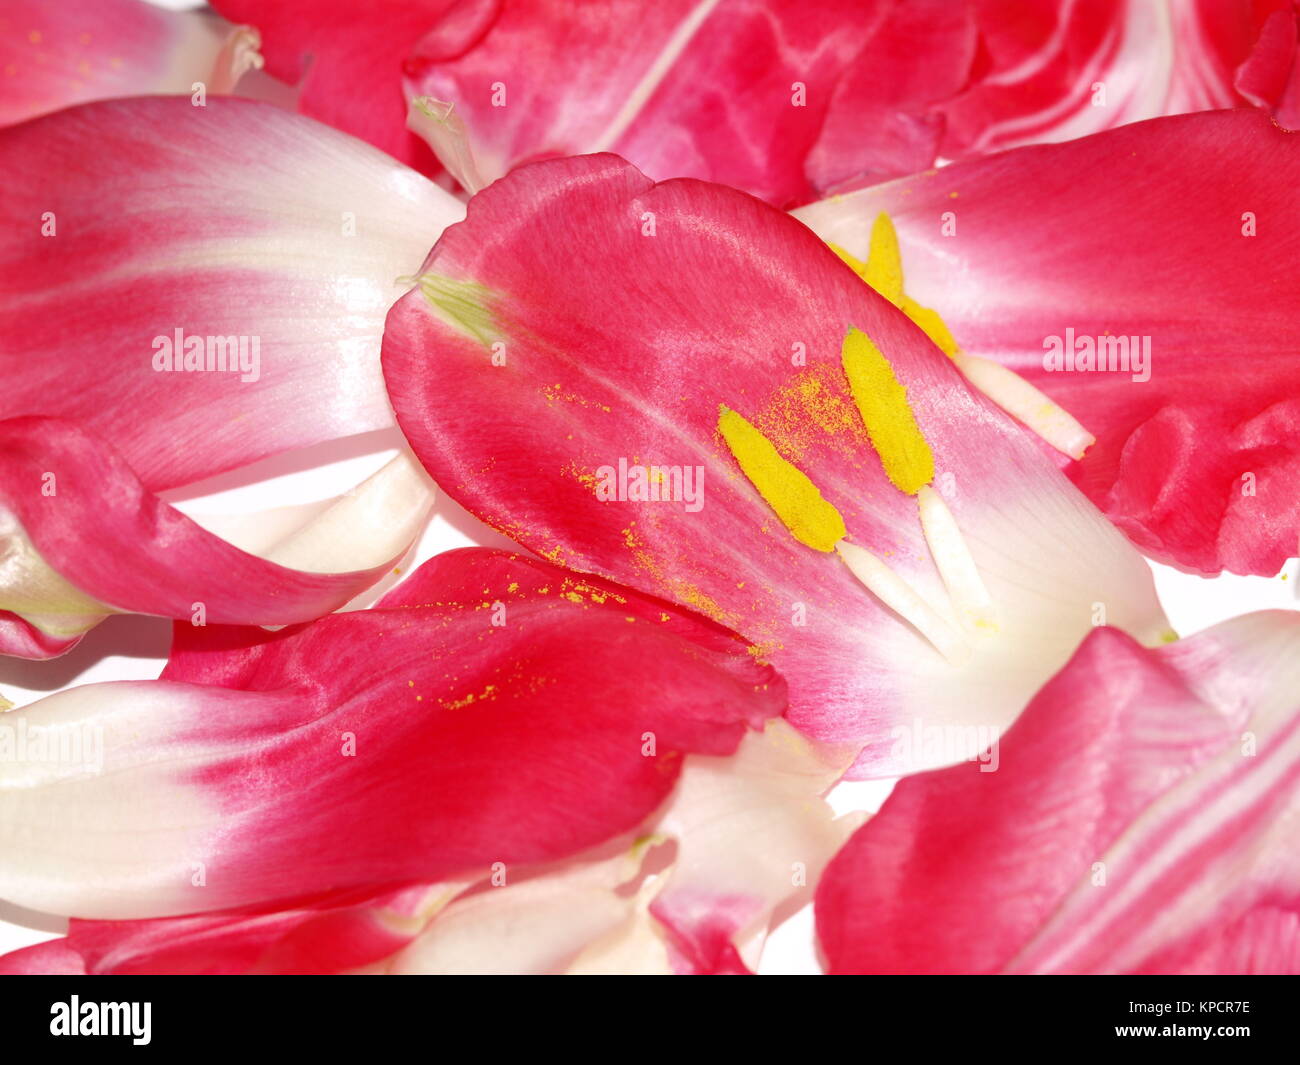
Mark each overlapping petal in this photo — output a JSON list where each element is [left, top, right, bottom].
[[817, 610, 1300, 974], [0, 548, 782, 919], [0, 95, 461, 493], [210, 0, 456, 173], [0, 417, 434, 657], [381, 153, 1169, 777], [934, 0, 1297, 162], [0, 0, 265, 127], [796, 108, 1300, 576], [5, 718, 847, 974]]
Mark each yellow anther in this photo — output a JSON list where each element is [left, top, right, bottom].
[[718, 406, 846, 552], [900, 296, 959, 357], [829, 242, 872, 286], [840, 327, 935, 496], [865, 212, 905, 306]]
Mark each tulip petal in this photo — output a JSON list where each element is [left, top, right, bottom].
[[935, 0, 1289, 161], [210, 0, 458, 173], [382, 153, 1168, 776], [0, 548, 783, 918], [0, 95, 461, 493], [0, 0, 264, 127], [648, 720, 859, 973], [0, 937, 84, 975], [817, 611, 1300, 974], [0, 418, 435, 655], [795, 108, 1300, 576]]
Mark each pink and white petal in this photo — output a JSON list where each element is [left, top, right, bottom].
[[0, 0, 263, 126], [371, 852, 649, 975], [817, 611, 1300, 974], [936, 0, 1284, 161], [649, 720, 860, 973], [0, 95, 461, 493], [795, 108, 1300, 576], [44, 882, 462, 975], [0, 419, 434, 653], [0, 549, 782, 919], [406, 0, 963, 206], [382, 153, 1168, 777]]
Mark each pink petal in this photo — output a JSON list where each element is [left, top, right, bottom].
[[402, 0, 986, 205], [0, 418, 433, 655], [0, 937, 84, 974], [382, 153, 1168, 776], [0, 95, 461, 493], [1235, 4, 1300, 129], [804, 0, 976, 193], [817, 611, 1300, 974], [796, 108, 1300, 576], [0, 548, 783, 918], [0, 0, 262, 127], [210, 0, 455, 173]]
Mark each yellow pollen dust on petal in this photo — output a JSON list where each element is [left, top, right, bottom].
[[717, 405, 846, 552], [840, 327, 935, 496]]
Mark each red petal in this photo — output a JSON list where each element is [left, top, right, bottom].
[[797, 108, 1300, 575], [817, 612, 1300, 974], [211, 0, 455, 172], [382, 153, 1167, 774], [0, 95, 460, 492], [0, 548, 783, 918], [936, 0, 1288, 160]]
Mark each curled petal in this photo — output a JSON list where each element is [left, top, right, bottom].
[[0, 548, 783, 919], [936, 0, 1293, 161], [0, 418, 434, 655], [817, 612, 1300, 974], [0, 96, 461, 492]]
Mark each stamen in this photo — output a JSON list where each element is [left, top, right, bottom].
[[717, 406, 846, 552], [916, 486, 997, 632], [840, 327, 934, 495], [406, 97, 486, 195], [835, 541, 971, 665], [899, 296, 959, 357], [865, 212, 906, 306], [208, 25, 264, 95], [950, 352, 1096, 460]]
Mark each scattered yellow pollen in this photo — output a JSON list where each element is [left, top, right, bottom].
[[840, 327, 934, 495], [439, 683, 499, 710], [717, 405, 846, 552], [753, 365, 863, 462], [506, 582, 519, 593], [865, 212, 905, 306]]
